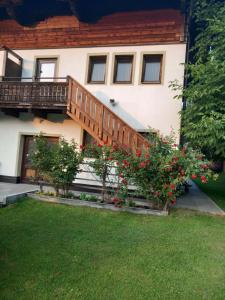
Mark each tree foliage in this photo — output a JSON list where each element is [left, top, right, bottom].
[[171, 0, 225, 160]]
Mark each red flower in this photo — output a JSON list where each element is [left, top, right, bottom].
[[145, 153, 150, 159], [79, 145, 84, 150], [119, 173, 124, 178], [139, 162, 146, 168], [171, 199, 176, 205], [136, 149, 142, 157], [170, 184, 176, 190], [201, 176, 207, 184], [168, 191, 173, 197], [122, 179, 128, 185], [116, 161, 120, 166], [113, 197, 119, 203], [123, 160, 129, 167], [98, 143, 103, 148], [191, 174, 197, 180]]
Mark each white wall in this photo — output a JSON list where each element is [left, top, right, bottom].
[[0, 112, 82, 177], [14, 44, 186, 139], [0, 49, 6, 77]]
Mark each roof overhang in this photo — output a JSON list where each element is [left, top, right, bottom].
[[0, 0, 186, 26]]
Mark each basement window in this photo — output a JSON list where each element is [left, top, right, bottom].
[[113, 55, 134, 84], [141, 54, 163, 84], [87, 56, 107, 84]]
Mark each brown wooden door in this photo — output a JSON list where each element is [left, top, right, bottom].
[[21, 136, 58, 183]]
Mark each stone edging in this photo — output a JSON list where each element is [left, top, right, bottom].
[[28, 193, 168, 216]]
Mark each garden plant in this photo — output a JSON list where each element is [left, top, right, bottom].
[[31, 134, 83, 196], [31, 131, 215, 211]]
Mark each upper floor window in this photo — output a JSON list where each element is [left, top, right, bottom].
[[87, 55, 107, 84], [141, 54, 163, 84], [36, 58, 57, 82], [113, 55, 134, 84]]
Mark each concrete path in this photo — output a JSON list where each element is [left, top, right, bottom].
[[0, 182, 38, 205], [176, 182, 225, 216]]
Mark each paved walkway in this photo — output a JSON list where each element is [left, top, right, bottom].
[[0, 182, 38, 205], [176, 182, 225, 216], [0, 182, 224, 216]]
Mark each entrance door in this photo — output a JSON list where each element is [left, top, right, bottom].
[[36, 58, 57, 82], [21, 136, 59, 183]]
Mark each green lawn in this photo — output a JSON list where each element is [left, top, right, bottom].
[[1, 199, 225, 300], [196, 172, 225, 211]]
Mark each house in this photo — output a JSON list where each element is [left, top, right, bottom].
[[0, 0, 187, 186]]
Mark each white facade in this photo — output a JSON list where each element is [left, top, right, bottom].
[[0, 43, 186, 179], [0, 112, 81, 177], [15, 44, 185, 134], [0, 50, 6, 77]]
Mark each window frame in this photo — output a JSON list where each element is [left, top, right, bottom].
[[140, 52, 165, 85], [112, 53, 135, 85], [86, 54, 108, 84]]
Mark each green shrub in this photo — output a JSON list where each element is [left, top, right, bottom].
[[31, 134, 83, 196], [79, 193, 98, 202]]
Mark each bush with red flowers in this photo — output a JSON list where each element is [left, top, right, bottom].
[[115, 130, 215, 210]]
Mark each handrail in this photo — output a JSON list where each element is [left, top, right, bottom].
[[0, 76, 68, 82], [0, 80, 68, 108], [66, 75, 148, 150]]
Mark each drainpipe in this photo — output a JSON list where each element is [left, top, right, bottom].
[[180, 0, 193, 146], [183, 0, 194, 111]]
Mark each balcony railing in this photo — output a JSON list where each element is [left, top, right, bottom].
[[0, 77, 68, 109]]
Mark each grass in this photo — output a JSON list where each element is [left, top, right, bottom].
[[196, 172, 225, 211], [1, 199, 225, 300]]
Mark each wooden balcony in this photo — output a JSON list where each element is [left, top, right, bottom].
[[0, 77, 68, 110], [0, 75, 148, 151]]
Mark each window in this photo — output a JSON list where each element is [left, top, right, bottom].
[[36, 58, 57, 82], [83, 130, 96, 147], [87, 56, 107, 84], [113, 55, 134, 84], [141, 54, 163, 83]]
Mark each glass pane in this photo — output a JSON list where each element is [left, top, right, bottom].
[[91, 62, 106, 82], [39, 63, 56, 82], [143, 56, 161, 82], [116, 61, 132, 82]]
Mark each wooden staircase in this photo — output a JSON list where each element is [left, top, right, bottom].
[[67, 76, 149, 151]]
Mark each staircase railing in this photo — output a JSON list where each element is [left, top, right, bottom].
[[67, 76, 148, 150]]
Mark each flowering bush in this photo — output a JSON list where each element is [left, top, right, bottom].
[[31, 134, 83, 196], [115, 131, 215, 210]]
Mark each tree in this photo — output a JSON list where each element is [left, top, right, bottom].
[[171, 0, 225, 161]]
